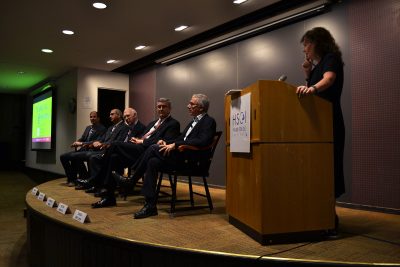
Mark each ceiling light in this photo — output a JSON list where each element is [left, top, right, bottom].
[[62, 30, 74, 35], [175, 25, 188, 32], [93, 2, 107, 9], [135, 45, 146, 50], [41, 49, 53, 53], [107, 59, 117, 64], [233, 0, 248, 4]]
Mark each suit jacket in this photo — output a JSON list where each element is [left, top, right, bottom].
[[127, 120, 146, 139], [100, 120, 129, 145], [78, 123, 106, 144], [174, 114, 216, 147], [142, 116, 180, 148]]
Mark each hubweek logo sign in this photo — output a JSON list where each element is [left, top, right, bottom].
[[230, 93, 251, 153]]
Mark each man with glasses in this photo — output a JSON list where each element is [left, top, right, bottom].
[[113, 94, 216, 218]]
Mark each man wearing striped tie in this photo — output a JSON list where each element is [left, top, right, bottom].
[[91, 98, 180, 208]]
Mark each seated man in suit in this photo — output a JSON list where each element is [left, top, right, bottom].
[[83, 107, 146, 193], [91, 98, 181, 207], [60, 111, 106, 186], [74, 108, 129, 189], [112, 94, 216, 218]]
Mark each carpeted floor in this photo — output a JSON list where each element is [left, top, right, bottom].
[[27, 177, 400, 265], [0, 170, 35, 267], [2, 170, 400, 266]]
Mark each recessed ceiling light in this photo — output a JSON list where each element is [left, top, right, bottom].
[[233, 0, 248, 4], [107, 59, 117, 64], [135, 45, 146, 50], [62, 30, 74, 35], [93, 2, 107, 9], [175, 25, 188, 32], [41, 49, 53, 53]]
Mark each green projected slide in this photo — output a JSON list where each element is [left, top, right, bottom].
[[32, 97, 52, 142]]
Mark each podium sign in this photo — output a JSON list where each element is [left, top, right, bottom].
[[230, 92, 251, 153], [225, 80, 335, 244]]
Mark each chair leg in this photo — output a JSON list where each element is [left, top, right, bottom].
[[171, 175, 178, 214], [188, 176, 194, 207], [155, 172, 163, 203], [202, 176, 213, 211]]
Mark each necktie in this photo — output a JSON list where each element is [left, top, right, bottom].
[[124, 130, 131, 142], [142, 119, 162, 139]]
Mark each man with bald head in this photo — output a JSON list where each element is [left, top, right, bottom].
[[83, 107, 146, 192], [91, 98, 181, 208]]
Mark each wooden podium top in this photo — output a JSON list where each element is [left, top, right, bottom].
[[225, 80, 333, 144]]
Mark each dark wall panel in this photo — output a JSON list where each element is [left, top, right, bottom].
[[157, 47, 238, 186], [131, 1, 399, 210]]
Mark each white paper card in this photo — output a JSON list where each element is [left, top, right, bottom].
[[230, 92, 251, 153], [46, 197, 56, 207], [31, 187, 39, 196], [37, 192, 46, 201], [57, 203, 69, 214], [73, 209, 90, 224]]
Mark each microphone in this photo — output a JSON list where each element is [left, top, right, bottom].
[[278, 75, 287, 82]]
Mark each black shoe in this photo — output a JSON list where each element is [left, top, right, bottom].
[[91, 197, 116, 208], [85, 186, 97, 193], [76, 178, 88, 184], [112, 171, 136, 187], [133, 203, 158, 219], [94, 188, 108, 198], [75, 179, 92, 189]]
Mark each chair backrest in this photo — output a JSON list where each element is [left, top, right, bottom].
[[209, 131, 222, 159], [186, 131, 222, 176]]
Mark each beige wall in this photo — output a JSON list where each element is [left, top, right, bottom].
[[26, 68, 129, 175]]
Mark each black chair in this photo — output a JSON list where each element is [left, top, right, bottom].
[[156, 131, 222, 215]]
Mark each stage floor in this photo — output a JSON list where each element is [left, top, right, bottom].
[[26, 178, 400, 266]]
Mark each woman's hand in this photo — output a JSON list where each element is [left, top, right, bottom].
[[296, 85, 317, 97]]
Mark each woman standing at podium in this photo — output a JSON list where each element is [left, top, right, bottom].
[[296, 27, 345, 231]]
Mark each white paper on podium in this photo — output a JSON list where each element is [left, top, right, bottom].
[[230, 92, 251, 153]]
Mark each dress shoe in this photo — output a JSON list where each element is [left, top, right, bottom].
[[75, 179, 92, 190], [85, 186, 97, 193], [91, 197, 116, 208], [133, 203, 158, 219], [94, 188, 108, 198], [76, 178, 87, 184], [65, 182, 75, 187], [112, 171, 137, 187]]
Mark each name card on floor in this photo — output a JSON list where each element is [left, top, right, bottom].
[[57, 203, 70, 214], [31, 187, 39, 196], [72, 209, 90, 224], [37, 192, 46, 201], [46, 197, 56, 208]]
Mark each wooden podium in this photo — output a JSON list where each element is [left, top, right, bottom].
[[225, 80, 335, 244]]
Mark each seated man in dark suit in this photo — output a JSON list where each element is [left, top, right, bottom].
[[91, 98, 181, 207], [60, 111, 106, 186], [111, 94, 216, 218], [83, 107, 146, 193], [73, 108, 129, 189]]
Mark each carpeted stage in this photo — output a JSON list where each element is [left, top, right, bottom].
[[26, 178, 400, 267]]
